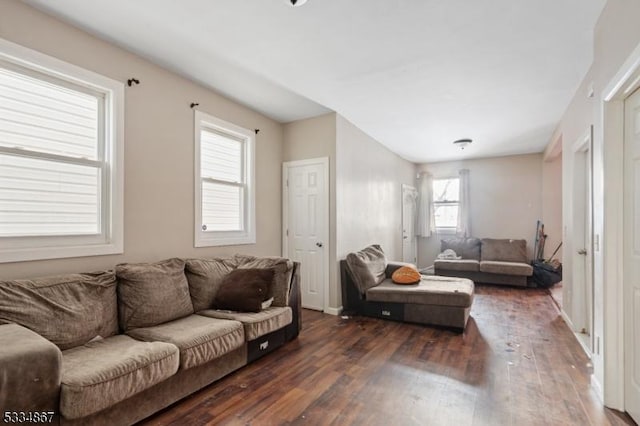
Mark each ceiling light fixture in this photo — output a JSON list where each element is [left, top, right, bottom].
[[453, 138, 472, 150], [286, 0, 308, 6]]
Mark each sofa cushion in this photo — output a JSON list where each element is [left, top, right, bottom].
[[199, 307, 292, 341], [185, 257, 238, 312], [481, 238, 528, 263], [235, 255, 294, 307], [345, 244, 387, 294], [480, 261, 533, 276], [213, 268, 275, 313], [60, 335, 179, 419], [126, 315, 244, 370], [366, 277, 474, 307], [116, 258, 194, 331], [441, 238, 481, 260], [0, 271, 118, 350], [434, 259, 480, 272]]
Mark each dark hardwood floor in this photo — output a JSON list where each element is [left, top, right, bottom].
[[139, 285, 634, 426]]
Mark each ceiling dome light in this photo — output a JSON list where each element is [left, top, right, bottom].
[[286, 0, 308, 6], [453, 138, 472, 150]]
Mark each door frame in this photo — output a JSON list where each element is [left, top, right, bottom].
[[401, 184, 418, 264], [600, 40, 640, 410], [570, 127, 594, 353], [282, 157, 330, 313]]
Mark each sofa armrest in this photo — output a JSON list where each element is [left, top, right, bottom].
[[385, 261, 416, 278], [0, 323, 62, 416], [285, 262, 302, 341]]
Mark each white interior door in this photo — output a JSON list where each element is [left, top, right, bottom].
[[571, 130, 593, 352], [624, 87, 640, 424], [402, 184, 417, 264], [283, 158, 329, 312]]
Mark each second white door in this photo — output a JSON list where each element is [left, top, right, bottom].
[[283, 158, 329, 311], [402, 184, 417, 264]]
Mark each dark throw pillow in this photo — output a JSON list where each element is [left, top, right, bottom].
[[213, 268, 275, 313]]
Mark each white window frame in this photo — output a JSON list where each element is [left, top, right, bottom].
[[0, 38, 124, 263], [432, 177, 460, 233], [194, 111, 255, 247]]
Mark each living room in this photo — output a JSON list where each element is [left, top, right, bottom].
[[1, 0, 639, 424]]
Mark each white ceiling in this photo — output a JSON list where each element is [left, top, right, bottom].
[[23, 0, 606, 163]]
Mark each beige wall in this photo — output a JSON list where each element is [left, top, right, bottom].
[[0, 0, 284, 280], [551, 0, 640, 406], [335, 114, 416, 306], [542, 153, 563, 262], [284, 113, 416, 310], [283, 113, 336, 162], [282, 113, 338, 310], [416, 154, 543, 268]]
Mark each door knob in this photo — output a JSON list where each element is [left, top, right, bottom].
[[316, 242, 323, 247], [578, 249, 587, 255]]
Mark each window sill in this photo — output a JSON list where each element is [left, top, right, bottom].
[[0, 241, 123, 264], [195, 232, 256, 248], [435, 228, 457, 236]]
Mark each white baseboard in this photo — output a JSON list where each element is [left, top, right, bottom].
[[560, 308, 575, 330], [324, 306, 343, 316], [560, 309, 593, 359], [591, 374, 604, 403]]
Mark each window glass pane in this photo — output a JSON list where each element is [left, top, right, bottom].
[[433, 178, 459, 202], [0, 153, 100, 237], [0, 66, 100, 160], [201, 181, 243, 232], [434, 204, 458, 228], [201, 129, 242, 183]]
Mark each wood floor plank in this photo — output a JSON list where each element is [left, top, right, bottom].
[[139, 285, 634, 426]]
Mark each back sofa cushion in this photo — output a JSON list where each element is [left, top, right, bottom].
[[345, 244, 387, 294], [116, 258, 194, 331], [441, 238, 481, 260], [0, 271, 118, 350], [234, 255, 294, 307], [481, 238, 528, 263], [185, 257, 238, 312]]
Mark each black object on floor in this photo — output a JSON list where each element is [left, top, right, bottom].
[[529, 261, 562, 288]]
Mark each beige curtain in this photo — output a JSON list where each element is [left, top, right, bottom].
[[417, 172, 435, 237], [456, 169, 471, 237]]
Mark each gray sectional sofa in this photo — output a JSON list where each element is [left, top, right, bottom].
[[0, 255, 300, 426], [434, 237, 533, 286], [341, 245, 474, 330]]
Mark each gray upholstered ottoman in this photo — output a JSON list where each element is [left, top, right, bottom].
[[366, 275, 474, 329]]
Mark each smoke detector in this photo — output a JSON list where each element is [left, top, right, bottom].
[[286, 0, 308, 6]]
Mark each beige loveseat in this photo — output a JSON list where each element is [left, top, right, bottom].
[[0, 255, 300, 426], [434, 238, 533, 286]]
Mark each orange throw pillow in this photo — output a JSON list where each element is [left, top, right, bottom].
[[391, 266, 421, 285]]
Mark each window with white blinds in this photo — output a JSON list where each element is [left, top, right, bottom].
[[194, 111, 255, 247], [433, 177, 460, 230], [0, 38, 124, 263]]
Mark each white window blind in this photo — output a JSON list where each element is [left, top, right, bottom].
[[0, 37, 124, 263], [201, 129, 244, 232], [433, 178, 460, 229], [0, 64, 103, 237], [194, 111, 255, 247]]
